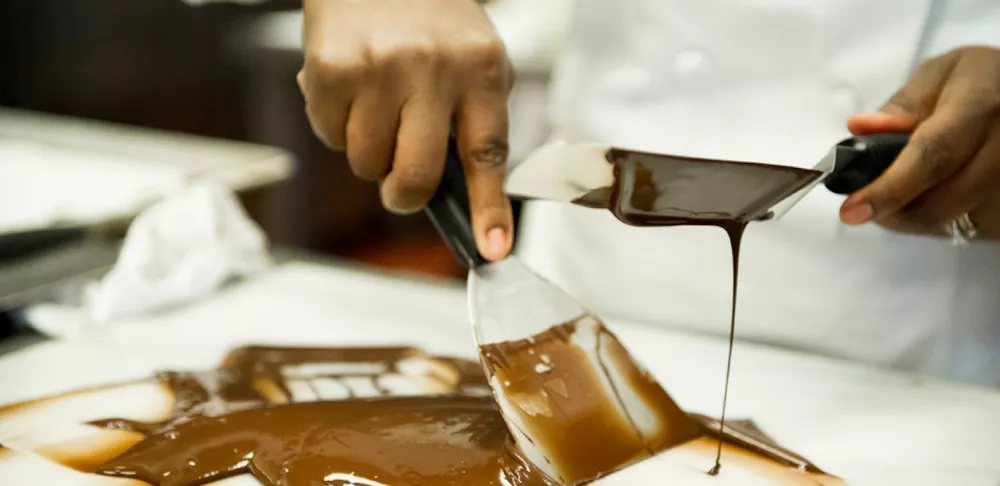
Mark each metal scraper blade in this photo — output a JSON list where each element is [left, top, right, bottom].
[[506, 141, 828, 223], [469, 258, 702, 484]]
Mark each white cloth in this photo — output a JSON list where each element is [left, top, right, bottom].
[[33, 183, 273, 337], [509, 0, 1000, 387]]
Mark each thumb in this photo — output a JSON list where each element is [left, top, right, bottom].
[[847, 53, 959, 136]]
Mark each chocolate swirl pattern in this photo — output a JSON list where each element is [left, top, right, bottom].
[[0, 345, 845, 485]]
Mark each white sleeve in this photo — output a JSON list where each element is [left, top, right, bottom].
[[484, 0, 574, 76], [924, 0, 1000, 58], [481, 0, 574, 166]]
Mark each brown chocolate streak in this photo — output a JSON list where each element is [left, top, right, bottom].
[[85, 347, 554, 486], [575, 149, 820, 476], [97, 396, 554, 486], [692, 415, 827, 474], [479, 319, 703, 484], [709, 222, 745, 475], [71, 342, 834, 485]]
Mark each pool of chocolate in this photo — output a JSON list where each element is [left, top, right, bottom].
[[0, 345, 841, 486]]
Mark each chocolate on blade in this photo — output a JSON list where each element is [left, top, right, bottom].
[[479, 317, 702, 484], [0, 345, 846, 485], [556, 147, 820, 474], [593, 149, 822, 226], [506, 141, 823, 225]]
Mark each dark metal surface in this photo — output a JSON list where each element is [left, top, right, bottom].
[[0, 239, 119, 311], [0, 239, 119, 356]]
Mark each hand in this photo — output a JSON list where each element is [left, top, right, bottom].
[[844, 46, 1000, 240], [298, 0, 515, 260]]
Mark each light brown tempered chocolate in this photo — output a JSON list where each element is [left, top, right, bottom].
[[98, 396, 553, 486], [479, 319, 702, 483], [573, 148, 821, 474], [87, 347, 553, 486], [4, 344, 836, 486]]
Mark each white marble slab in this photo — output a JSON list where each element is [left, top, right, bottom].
[[2, 261, 999, 486], [0, 108, 293, 235]]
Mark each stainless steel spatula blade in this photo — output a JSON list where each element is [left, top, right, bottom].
[[507, 133, 910, 222], [469, 259, 703, 484], [427, 136, 701, 485]]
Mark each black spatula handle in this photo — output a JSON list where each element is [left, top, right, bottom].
[[424, 136, 488, 269], [824, 132, 910, 195]]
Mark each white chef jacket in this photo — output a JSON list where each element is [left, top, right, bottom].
[[503, 0, 1000, 387], [191, 0, 1000, 386]]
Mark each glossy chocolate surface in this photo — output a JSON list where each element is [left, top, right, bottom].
[[1, 345, 840, 485], [573, 148, 821, 474], [480, 318, 702, 483]]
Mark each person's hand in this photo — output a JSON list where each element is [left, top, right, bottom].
[[844, 46, 1000, 240], [298, 0, 515, 260]]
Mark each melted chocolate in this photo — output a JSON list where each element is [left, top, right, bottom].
[[0, 345, 843, 485], [85, 347, 538, 486], [709, 223, 744, 475], [98, 396, 554, 486], [574, 149, 821, 475], [479, 318, 701, 483], [74, 346, 836, 486], [691, 415, 827, 474], [577, 149, 822, 226], [219, 346, 490, 400]]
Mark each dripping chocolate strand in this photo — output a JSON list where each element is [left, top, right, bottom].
[[709, 222, 747, 476], [574, 149, 821, 474]]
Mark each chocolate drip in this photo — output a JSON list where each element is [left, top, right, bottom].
[[709, 222, 746, 476], [574, 149, 820, 476], [691, 415, 828, 474]]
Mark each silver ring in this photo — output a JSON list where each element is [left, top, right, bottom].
[[945, 213, 978, 246]]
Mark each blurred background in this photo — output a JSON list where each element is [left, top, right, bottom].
[[0, 0, 473, 282]]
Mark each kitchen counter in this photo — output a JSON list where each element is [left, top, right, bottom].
[[1, 260, 998, 486], [0, 108, 293, 235]]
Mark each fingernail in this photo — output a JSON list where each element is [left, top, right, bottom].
[[486, 227, 508, 260], [841, 201, 875, 225], [877, 105, 921, 123], [878, 105, 908, 116], [384, 205, 420, 216], [850, 112, 898, 123]]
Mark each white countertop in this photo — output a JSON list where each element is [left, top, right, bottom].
[[0, 108, 293, 235], [2, 261, 999, 486]]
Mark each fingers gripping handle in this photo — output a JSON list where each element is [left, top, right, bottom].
[[425, 136, 488, 269], [824, 132, 910, 195]]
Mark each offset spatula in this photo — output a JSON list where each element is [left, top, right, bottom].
[[422, 137, 597, 354], [506, 133, 910, 223], [425, 138, 702, 484]]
